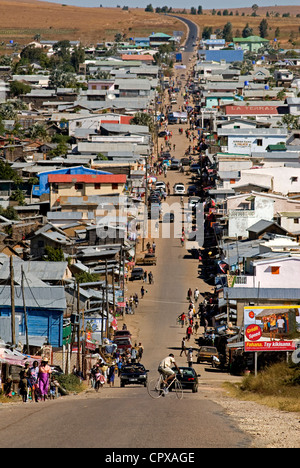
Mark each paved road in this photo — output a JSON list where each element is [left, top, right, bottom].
[[0, 19, 252, 450]]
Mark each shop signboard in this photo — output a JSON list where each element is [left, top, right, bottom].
[[244, 306, 299, 352]]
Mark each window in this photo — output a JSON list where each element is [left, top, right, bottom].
[[94, 183, 101, 190], [112, 183, 118, 190], [271, 266, 280, 275], [291, 177, 298, 183], [294, 218, 299, 224], [257, 139, 263, 146], [75, 183, 83, 190]]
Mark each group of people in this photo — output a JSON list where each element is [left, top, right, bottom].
[[89, 342, 144, 392], [4, 358, 57, 403]]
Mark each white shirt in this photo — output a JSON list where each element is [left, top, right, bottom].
[[159, 356, 175, 369]]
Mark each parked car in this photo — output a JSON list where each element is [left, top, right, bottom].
[[158, 131, 167, 138], [163, 212, 175, 223], [114, 330, 132, 339], [130, 267, 144, 281], [120, 363, 149, 387], [115, 337, 132, 354], [136, 253, 157, 265], [196, 346, 219, 364], [173, 183, 185, 195], [170, 159, 180, 170], [190, 164, 201, 173], [187, 185, 198, 196], [155, 181, 166, 190], [180, 157, 190, 166], [171, 367, 200, 393]]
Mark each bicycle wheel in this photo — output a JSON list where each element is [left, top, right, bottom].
[[147, 377, 163, 399], [174, 379, 183, 400]]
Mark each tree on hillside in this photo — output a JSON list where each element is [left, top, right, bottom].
[[242, 23, 253, 38], [251, 4, 258, 16], [222, 22, 233, 42], [145, 4, 154, 12], [259, 19, 268, 38]]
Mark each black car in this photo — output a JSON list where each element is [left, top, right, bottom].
[[120, 363, 149, 387], [158, 131, 168, 138], [130, 267, 144, 281], [172, 366, 200, 393], [163, 212, 175, 223]]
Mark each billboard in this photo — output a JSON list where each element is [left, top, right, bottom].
[[244, 306, 299, 352]]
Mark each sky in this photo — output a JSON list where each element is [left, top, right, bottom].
[[40, 0, 300, 9]]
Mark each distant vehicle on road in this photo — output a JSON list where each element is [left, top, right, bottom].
[[163, 212, 175, 223], [120, 363, 148, 387], [172, 367, 200, 393], [173, 183, 185, 195], [196, 346, 219, 364], [130, 267, 144, 281], [170, 159, 180, 170]]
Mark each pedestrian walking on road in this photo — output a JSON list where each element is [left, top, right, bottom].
[[194, 288, 199, 302], [148, 271, 153, 284], [186, 325, 193, 341], [187, 348, 193, 368], [194, 321, 199, 336], [38, 358, 52, 401], [138, 342, 144, 362], [187, 288, 192, 301], [141, 286, 145, 298], [108, 364, 116, 387], [179, 312, 186, 328], [180, 337, 187, 357]]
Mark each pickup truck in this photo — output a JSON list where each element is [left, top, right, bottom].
[[136, 253, 157, 266]]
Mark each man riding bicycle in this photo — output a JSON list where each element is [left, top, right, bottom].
[[158, 353, 181, 386]]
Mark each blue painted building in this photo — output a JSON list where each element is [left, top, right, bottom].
[[32, 166, 111, 197], [199, 49, 244, 63], [0, 286, 66, 347], [134, 37, 150, 48]]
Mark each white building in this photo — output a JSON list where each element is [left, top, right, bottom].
[[218, 128, 288, 154], [227, 194, 274, 238], [233, 167, 300, 197]]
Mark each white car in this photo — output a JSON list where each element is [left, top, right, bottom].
[[155, 181, 166, 190], [174, 183, 186, 195]]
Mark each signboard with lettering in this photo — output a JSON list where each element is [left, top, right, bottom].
[[244, 306, 299, 352], [226, 105, 279, 116]]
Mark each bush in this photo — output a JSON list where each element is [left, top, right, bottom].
[[56, 374, 84, 394], [240, 362, 300, 395]]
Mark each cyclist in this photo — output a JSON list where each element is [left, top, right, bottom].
[[158, 353, 181, 386]]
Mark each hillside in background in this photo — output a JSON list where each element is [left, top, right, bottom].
[[0, 1, 299, 48], [0, 0, 184, 45]]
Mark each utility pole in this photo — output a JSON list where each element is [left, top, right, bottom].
[[105, 260, 109, 338], [10, 256, 16, 346], [21, 267, 29, 354], [77, 279, 81, 372]]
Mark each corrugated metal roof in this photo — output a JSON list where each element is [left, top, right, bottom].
[[224, 287, 300, 300], [0, 286, 66, 309]]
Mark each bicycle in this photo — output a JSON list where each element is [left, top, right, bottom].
[[147, 373, 183, 400]]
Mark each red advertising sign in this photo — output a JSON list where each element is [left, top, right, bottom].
[[244, 306, 299, 352]]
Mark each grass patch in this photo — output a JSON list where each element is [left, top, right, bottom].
[[56, 374, 84, 394], [224, 362, 300, 413]]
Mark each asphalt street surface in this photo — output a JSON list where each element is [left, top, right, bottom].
[[0, 18, 253, 450]]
